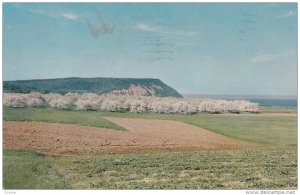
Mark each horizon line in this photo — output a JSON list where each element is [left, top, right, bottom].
[[183, 94, 298, 100]]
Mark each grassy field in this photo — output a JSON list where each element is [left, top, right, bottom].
[[4, 148, 297, 189], [3, 107, 298, 189], [3, 107, 126, 130], [258, 106, 297, 114], [4, 107, 297, 145]]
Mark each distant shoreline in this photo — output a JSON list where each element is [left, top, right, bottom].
[[183, 94, 297, 100], [183, 94, 297, 107]]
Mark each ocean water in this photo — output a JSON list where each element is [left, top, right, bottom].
[[248, 99, 297, 107], [183, 94, 297, 107]]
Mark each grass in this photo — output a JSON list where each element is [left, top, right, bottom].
[[3, 106, 297, 189], [3, 107, 126, 130], [3, 107, 297, 145], [258, 106, 297, 113], [173, 114, 297, 146], [3, 148, 297, 189], [3, 149, 70, 189]]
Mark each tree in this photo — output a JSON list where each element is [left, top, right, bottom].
[[4, 92, 259, 114], [3, 93, 27, 108]]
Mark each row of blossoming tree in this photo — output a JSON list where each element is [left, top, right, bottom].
[[3, 92, 259, 114]]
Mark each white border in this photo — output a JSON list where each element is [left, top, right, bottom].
[[1, 1, 299, 195]]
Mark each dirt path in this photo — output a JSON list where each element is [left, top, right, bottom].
[[4, 118, 262, 156]]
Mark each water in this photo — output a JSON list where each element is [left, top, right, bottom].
[[183, 94, 297, 107], [248, 99, 297, 107]]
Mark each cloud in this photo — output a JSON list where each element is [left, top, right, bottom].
[[276, 10, 296, 19], [135, 23, 167, 34], [13, 4, 81, 21], [61, 13, 80, 20], [134, 22, 198, 36], [250, 51, 296, 63]]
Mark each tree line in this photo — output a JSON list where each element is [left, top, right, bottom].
[[3, 92, 259, 114]]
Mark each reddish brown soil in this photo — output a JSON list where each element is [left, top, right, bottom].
[[3, 117, 262, 156]]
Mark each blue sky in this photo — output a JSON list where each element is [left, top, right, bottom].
[[3, 3, 297, 96]]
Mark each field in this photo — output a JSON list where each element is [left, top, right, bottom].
[[3, 106, 297, 189]]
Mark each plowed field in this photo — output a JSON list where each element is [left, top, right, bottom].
[[4, 117, 262, 156]]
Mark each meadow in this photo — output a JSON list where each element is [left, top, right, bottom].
[[3, 106, 297, 189]]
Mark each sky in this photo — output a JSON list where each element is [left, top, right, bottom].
[[3, 3, 297, 96]]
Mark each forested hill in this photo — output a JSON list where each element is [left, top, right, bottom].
[[3, 77, 183, 98]]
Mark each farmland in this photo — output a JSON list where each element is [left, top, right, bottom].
[[4, 148, 296, 189], [3, 1, 298, 191], [3, 106, 297, 189]]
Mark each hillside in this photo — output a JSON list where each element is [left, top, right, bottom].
[[3, 77, 183, 98]]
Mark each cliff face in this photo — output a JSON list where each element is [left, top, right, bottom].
[[3, 77, 183, 98], [109, 84, 163, 96]]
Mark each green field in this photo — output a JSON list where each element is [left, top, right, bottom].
[[4, 107, 297, 145], [4, 148, 297, 189], [3, 107, 298, 189], [3, 107, 126, 130]]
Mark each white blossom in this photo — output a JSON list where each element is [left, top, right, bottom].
[[100, 100, 122, 112], [3, 93, 27, 108], [129, 100, 148, 113], [3, 92, 259, 114]]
